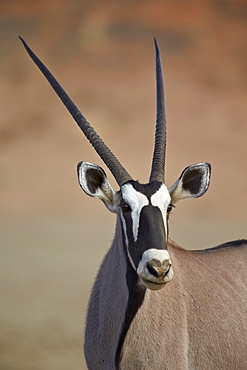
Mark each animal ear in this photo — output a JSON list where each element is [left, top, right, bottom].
[[169, 162, 211, 204], [77, 162, 117, 212]]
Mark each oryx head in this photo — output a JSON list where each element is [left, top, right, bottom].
[[20, 37, 211, 290]]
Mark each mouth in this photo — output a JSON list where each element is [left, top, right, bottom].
[[137, 248, 174, 290], [139, 278, 169, 291]]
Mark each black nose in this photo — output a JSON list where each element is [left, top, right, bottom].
[[147, 262, 159, 277], [146, 259, 171, 278]]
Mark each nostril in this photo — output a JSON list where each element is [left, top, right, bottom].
[[147, 263, 159, 278], [164, 265, 170, 276]]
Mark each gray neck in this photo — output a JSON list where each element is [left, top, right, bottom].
[[84, 215, 146, 369], [116, 216, 146, 366]]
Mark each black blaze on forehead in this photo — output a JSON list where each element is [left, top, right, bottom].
[[136, 205, 166, 252], [121, 180, 167, 269], [127, 205, 167, 269], [126, 180, 163, 199]]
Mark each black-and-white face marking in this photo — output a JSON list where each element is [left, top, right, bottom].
[[120, 181, 173, 289], [121, 182, 171, 241]]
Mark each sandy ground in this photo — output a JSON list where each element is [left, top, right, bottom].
[[0, 1, 246, 368]]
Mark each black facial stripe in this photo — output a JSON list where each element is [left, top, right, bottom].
[[126, 180, 163, 201], [135, 205, 166, 251], [122, 204, 167, 269], [121, 210, 136, 265]]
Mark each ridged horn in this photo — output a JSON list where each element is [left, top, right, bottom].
[[19, 37, 133, 187], [149, 38, 167, 183]]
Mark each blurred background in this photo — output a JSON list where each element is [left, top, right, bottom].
[[0, 0, 246, 368]]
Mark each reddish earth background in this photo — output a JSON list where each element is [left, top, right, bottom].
[[0, 1, 246, 369]]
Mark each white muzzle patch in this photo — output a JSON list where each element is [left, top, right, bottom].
[[137, 248, 174, 290]]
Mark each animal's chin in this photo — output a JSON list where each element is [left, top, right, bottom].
[[139, 278, 170, 291]]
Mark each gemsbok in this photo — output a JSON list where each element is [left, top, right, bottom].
[[20, 37, 247, 369]]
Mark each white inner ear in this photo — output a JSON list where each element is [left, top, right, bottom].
[[77, 162, 95, 196], [168, 178, 187, 203]]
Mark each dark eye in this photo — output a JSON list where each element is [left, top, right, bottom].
[[167, 204, 174, 213], [120, 203, 131, 213]]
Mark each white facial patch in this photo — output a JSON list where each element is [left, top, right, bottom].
[[138, 248, 171, 267], [121, 183, 171, 242], [150, 183, 171, 209], [150, 183, 171, 235], [121, 183, 149, 241], [120, 212, 136, 271], [137, 248, 174, 289]]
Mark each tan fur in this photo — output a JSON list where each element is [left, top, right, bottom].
[[85, 218, 247, 369], [120, 240, 247, 369]]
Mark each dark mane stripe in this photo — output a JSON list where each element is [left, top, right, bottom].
[[115, 234, 146, 368], [192, 239, 247, 253]]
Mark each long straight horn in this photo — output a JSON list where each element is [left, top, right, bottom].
[[149, 38, 166, 183], [19, 37, 133, 187]]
